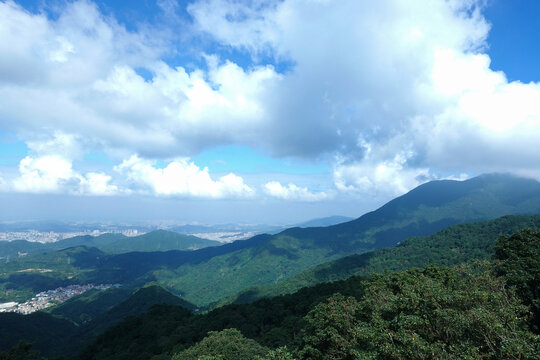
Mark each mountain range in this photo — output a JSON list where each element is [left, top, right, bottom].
[[2, 173, 540, 307], [0, 230, 220, 258], [104, 173, 540, 306], [1, 213, 539, 358]]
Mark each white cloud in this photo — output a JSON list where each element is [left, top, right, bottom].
[[0, 0, 281, 158], [81, 172, 119, 196], [263, 181, 330, 202], [7, 151, 253, 198], [188, 0, 540, 183], [14, 155, 76, 193], [12, 155, 117, 195], [1, 0, 540, 200], [333, 152, 435, 197], [49, 36, 76, 63], [25, 132, 83, 160], [115, 155, 255, 198]]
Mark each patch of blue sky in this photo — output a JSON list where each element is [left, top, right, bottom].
[[483, 0, 540, 83], [0, 132, 28, 165], [82, 151, 115, 166], [134, 67, 155, 82], [193, 145, 329, 174], [14, 0, 291, 77], [154, 159, 170, 169], [160, 32, 294, 77], [12, 0, 191, 35], [94, 0, 167, 32], [12, 0, 52, 15]]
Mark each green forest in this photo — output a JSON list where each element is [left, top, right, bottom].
[[1, 225, 539, 359]]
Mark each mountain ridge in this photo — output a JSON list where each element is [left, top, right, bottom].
[[218, 214, 540, 305], [92, 173, 540, 306], [0, 229, 220, 258], [2, 174, 540, 307]]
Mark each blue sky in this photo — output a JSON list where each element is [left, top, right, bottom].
[[0, 0, 539, 224]]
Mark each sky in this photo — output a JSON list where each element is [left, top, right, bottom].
[[0, 0, 539, 224]]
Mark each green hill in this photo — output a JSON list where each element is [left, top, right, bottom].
[[0, 312, 77, 354], [0, 240, 49, 259], [0, 283, 195, 358], [47, 286, 134, 324], [95, 174, 540, 306], [0, 230, 219, 258], [91, 230, 220, 253], [220, 214, 540, 305], [294, 215, 354, 228], [2, 216, 539, 358], [74, 228, 540, 360], [72, 283, 195, 337]]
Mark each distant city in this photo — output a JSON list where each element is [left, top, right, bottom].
[[0, 229, 144, 243], [0, 220, 292, 244], [0, 284, 118, 314], [0, 217, 352, 245]]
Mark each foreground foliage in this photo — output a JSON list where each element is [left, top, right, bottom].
[[299, 266, 538, 359], [172, 329, 268, 360], [223, 214, 540, 305], [493, 229, 540, 333]]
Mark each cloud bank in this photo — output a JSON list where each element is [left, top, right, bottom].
[[263, 181, 330, 202], [115, 155, 255, 198], [1, 0, 539, 200]]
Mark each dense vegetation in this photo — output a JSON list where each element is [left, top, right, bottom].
[[0, 226, 539, 359], [47, 286, 133, 324], [70, 229, 540, 360], [494, 229, 540, 333], [0, 285, 195, 358], [221, 214, 540, 305]]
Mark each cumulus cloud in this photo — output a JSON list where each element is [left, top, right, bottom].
[[8, 149, 255, 198], [25, 132, 83, 160], [0, 0, 280, 158], [188, 0, 540, 183], [263, 181, 330, 202], [12, 155, 118, 195], [1, 0, 540, 200], [81, 172, 118, 195], [115, 155, 255, 198], [333, 152, 435, 197]]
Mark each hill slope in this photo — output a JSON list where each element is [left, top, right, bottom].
[[94, 174, 540, 306], [221, 214, 540, 305], [76, 228, 540, 360], [0, 283, 195, 357], [294, 215, 354, 228], [0, 312, 77, 354]]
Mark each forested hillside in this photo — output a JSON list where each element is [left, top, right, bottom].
[[42, 229, 540, 359], [220, 214, 540, 305], [0, 284, 194, 357], [1, 222, 539, 359]]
